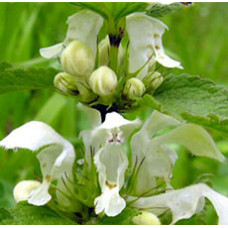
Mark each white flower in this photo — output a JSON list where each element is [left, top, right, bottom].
[[129, 183, 228, 225], [0, 121, 75, 206], [126, 13, 183, 79], [40, 10, 104, 60], [94, 143, 128, 216], [79, 104, 141, 164], [13, 180, 41, 203], [79, 104, 141, 216], [126, 110, 227, 225], [130, 110, 225, 195]]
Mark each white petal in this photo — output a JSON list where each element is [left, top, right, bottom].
[[140, 110, 180, 138], [130, 183, 228, 225], [152, 23, 183, 69], [131, 142, 177, 195], [94, 144, 128, 190], [13, 180, 41, 203], [28, 181, 51, 206], [0, 121, 75, 205], [130, 111, 224, 195], [94, 144, 128, 216], [39, 43, 63, 59], [98, 112, 141, 139], [65, 10, 104, 57], [95, 187, 126, 217], [126, 13, 182, 79], [0, 121, 70, 151], [155, 53, 183, 69], [153, 123, 225, 161], [130, 111, 180, 194], [81, 112, 141, 165]]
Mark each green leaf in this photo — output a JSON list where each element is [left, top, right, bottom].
[[71, 3, 186, 22], [71, 3, 147, 22], [0, 208, 13, 223], [0, 62, 57, 94], [0, 180, 16, 209], [103, 3, 147, 22], [141, 94, 162, 111], [71, 3, 110, 20], [0, 202, 77, 225], [96, 207, 139, 225], [181, 113, 228, 138], [146, 3, 182, 18], [0, 147, 41, 184], [153, 74, 228, 136]]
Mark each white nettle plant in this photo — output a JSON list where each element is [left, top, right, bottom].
[[1, 4, 226, 225], [0, 106, 227, 224]]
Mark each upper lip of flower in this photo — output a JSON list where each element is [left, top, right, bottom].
[[126, 12, 183, 80], [39, 10, 104, 60]]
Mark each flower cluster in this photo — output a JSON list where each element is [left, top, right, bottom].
[[0, 105, 227, 224], [40, 10, 182, 109]]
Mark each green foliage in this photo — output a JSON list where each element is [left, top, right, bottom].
[[71, 2, 147, 22], [0, 148, 41, 184], [153, 74, 228, 135], [96, 207, 139, 225], [102, 3, 147, 22], [146, 3, 182, 17], [0, 180, 16, 209], [0, 202, 76, 225], [0, 62, 57, 94], [182, 113, 228, 137], [71, 2, 184, 23], [141, 94, 162, 111]]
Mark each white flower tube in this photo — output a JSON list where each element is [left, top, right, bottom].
[[0, 121, 75, 206], [126, 13, 182, 79], [129, 183, 228, 225], [94, 144, 128, 216]]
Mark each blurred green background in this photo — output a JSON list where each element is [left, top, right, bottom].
[[0, 2, 227, 224]]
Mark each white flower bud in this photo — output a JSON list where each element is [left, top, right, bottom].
[[54, 72, 79, 95], [143, 71, 164, 90], [150, 71, 164, 89], [13, 180, 41, 203], [123, 78, 145, 100], [89, 66, 117, 97], [61, 40, 95, 77], [132, 211, 161, 225], [98, 36, 110, 66]]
